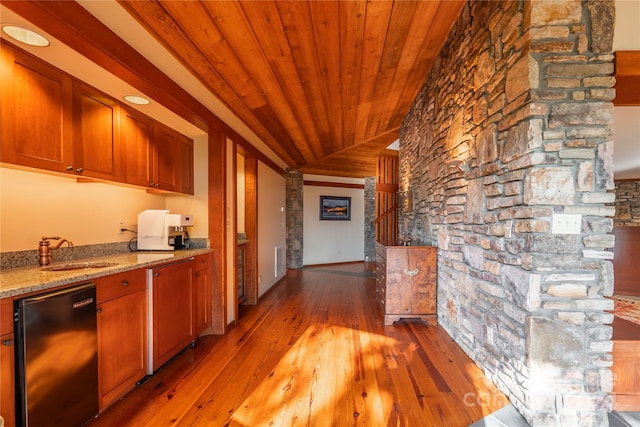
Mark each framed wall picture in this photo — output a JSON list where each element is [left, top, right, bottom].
[[319, 195, 351, 221]]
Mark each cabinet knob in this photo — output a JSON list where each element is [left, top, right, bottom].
[[154, 272, 160, 277], [96, 308, 102, 314], [66, 165, 74, 172], [76, 167, 84, 174], [404, 268, 419, 276], [195, 272, 200, 278], [121, 281, 129, 287], [2, 339, 13, 346]]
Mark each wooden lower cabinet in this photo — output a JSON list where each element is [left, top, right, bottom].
[[1, 297, 15, 427], [611, 317, 640, 411], [375, 243, 437, 326], [96, 269, 147, 411], [0, 332, 15, 427], [193, 254, 212, 337], [151, 260, 194, 371]]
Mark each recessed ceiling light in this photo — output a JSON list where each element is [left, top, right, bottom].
[[124, 95, 150, 105], [2, 25, 50, 47]]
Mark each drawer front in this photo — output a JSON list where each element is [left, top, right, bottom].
[[194, 253, 210, 271], [97, 268, 147, 303]]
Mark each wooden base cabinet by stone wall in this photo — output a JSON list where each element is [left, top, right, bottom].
[[375, 243, 437, 326]]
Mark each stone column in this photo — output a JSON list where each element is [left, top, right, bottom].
[[285, 168, 303, 269], [364, 177, 376, 262]]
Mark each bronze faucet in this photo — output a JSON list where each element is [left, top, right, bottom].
[[39, 236, 74, 266]]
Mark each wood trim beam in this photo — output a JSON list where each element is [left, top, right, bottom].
[[3, 1, 210, 131], [303, 180, 365, 189], [376, 183, 398, 193], [378, 149, 399, 157], [208, 129, 227, 334], [235, 140, 286, 177], [3, 1, 287, 177], [244, 157, 258, 305], [614, 51, 640, 106]]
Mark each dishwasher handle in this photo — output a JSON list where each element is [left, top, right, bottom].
[[73, 298, 95, 309]]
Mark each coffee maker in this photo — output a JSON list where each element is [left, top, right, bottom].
[[137, 210, 193, 251]]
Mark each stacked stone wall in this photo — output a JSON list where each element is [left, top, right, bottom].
[[612, 180, 640, 226], [364, 177, 377, 262], [286, 169, 304, 269], [399, 1, 615, 425]]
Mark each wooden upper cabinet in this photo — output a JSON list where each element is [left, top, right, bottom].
[[153, 122, 179, 192], [121, 107, 153, 188], [152, 122, 194, 194], [72, 81, 122, 181], [0, 43, 74, 173], [178, 135, 194, 195], [1, 42, 194, 195]]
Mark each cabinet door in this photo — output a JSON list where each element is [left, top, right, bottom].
[[0, 297, 15, 427], [0, 43, 73, 173], [385, 247, 436, 315], [73, 82, 122, 181], [193, 254, 211, 337], [152, 123, 179, 192], [406, 248, 437, 314], [178, 135, 194, 195], [121, 107, 153, 188], [97, 290, 147, 410], [152, 122, 194, 194], [152, 261, 194, 370], [1, 332, 15, 427]]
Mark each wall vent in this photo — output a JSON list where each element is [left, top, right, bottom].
[[275, 245, 284, 278]]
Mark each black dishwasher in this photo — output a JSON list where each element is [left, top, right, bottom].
[[14, 283, 99, 427]]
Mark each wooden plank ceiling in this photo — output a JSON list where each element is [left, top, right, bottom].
[[118, 0, 464, 178]]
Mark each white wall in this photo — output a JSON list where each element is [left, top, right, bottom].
[[1, 135, 208, 253], [257, 161, 286, 296], [302, 176, 365, 266], [236, 154, 246, 234]]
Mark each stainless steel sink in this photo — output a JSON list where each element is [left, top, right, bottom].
[[41, 261, 119, 271]]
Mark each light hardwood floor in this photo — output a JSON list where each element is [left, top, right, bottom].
[[89, 262, 509, 427]]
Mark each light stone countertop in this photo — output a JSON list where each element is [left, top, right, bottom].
[[0, 248, 212, 299]]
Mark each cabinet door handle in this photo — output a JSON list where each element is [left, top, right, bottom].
[[404, 268, 419, 276], [76, 167, 84, 174], [2, 339, 13, 346], [66, 165, 74, 172], [121, 281, 129, 287]]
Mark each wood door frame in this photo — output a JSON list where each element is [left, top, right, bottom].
[[238, 149, 259, 305]]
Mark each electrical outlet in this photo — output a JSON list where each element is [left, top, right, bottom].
[[551, 213, 582, 235]]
